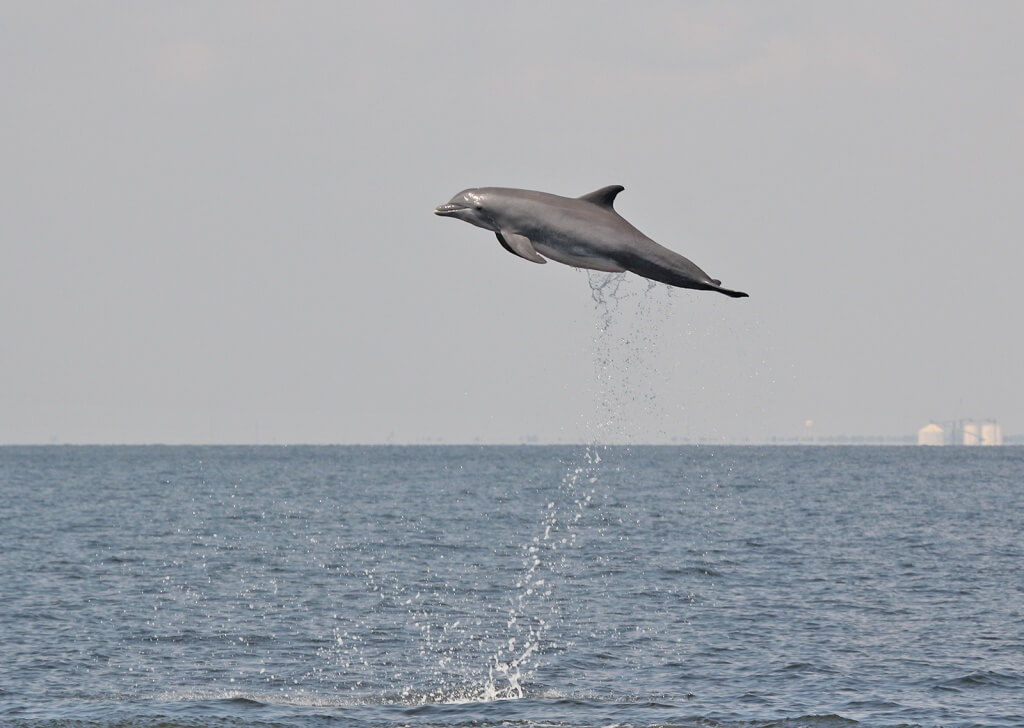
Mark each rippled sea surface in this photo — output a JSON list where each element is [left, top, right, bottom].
[[1, 445, 1021, 727]]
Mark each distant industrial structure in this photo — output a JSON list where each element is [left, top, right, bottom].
[[917, 420, 1004, 446]]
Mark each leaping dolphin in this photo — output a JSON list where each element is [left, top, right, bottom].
[[435, 185, 748, 298]]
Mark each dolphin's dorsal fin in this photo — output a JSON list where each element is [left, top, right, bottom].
[[578, 185, 625, 209], [496, 231, 546, 264]]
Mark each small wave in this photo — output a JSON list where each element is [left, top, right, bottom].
[[216, 695, 268, 708], [774, 662, 815, 673], [752, 715, 860, 728], [663, 565, 720, 577], [153, 688, 357, 709], [936, 670, 1021, 691], [772, 662, 842, 676], [841, 698, 904, 711]]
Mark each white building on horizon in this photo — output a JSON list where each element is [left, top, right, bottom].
[[917, 420, 1004, 446], [981, 421, 1004, 446], [917, 423, 945, 446]]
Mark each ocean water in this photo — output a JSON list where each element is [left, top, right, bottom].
[[0, 445, 1021, 727]]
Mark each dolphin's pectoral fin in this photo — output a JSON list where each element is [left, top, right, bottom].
[[496, 231, 546, 264], [577, 185, 625, 210], [495, 232, 516, 257]]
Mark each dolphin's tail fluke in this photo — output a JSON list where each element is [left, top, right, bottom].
[[620, 249, 749, 298], [707, 277, 749, 296], [716, 287, 749, 298]]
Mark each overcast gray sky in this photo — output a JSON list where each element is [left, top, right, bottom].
[[2, 2, 1021, 444]]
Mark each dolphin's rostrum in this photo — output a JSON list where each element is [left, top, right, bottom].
[[435, 185, 748, 298]]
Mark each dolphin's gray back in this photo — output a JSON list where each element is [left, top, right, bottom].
[[484, 187, 644, 252], [488, 187, 743, 294], [454, 186, 749, 298]]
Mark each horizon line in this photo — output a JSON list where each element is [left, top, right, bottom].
[[3, 439, 1019, 448]]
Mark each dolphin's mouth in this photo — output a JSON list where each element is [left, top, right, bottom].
[[434, 203, 469, 216]]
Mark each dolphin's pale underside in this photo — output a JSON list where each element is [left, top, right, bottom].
[[434, 185, 748, 298]]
